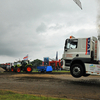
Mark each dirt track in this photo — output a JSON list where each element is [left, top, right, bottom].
[[0, 72, 100, 100]]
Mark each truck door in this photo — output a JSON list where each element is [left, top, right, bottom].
[[63, 39, 78, 68]]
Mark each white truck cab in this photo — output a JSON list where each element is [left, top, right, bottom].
[[63, 36, 99, 78]]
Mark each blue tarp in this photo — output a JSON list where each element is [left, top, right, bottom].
[[37, 66, 53, 72]]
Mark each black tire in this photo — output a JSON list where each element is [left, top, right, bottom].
[[11, 66, 14, 72], [70, 64, 84, 78], [83, 74, 90, 77], [26, 65, 32, 73]]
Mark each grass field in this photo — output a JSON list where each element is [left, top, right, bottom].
[[52, 70, 69, 72], [0, 90, 70, 100], [32, 69, 70, 73]]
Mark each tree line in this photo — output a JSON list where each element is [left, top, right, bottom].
[[31, 59, 42, 68]]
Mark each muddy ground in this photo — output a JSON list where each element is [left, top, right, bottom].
[[0, 72, 100, 100]]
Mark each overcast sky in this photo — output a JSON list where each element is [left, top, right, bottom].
[[0, 0, 99, 63]]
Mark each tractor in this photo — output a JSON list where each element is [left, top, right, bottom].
[[11, 60, 33, 73]]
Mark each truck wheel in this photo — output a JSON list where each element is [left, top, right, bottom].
[[11, 66, 14, 72], [16, 67, 21, 73], [70, 64, 84, 78], [26, 65, 32, 73], [83, 74, 90, 77]]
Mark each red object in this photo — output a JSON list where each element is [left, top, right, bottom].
[[27, 67, 32, 72], [17, 68, 21, 73], [85, 38, 88, 55], [11, 68, 14, 72], [42, 59, 61, 69], [23, 55, 28, 60]]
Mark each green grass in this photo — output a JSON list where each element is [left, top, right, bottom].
[[32, 69, 70, 73], [32, 69, 38, 72], [52, 70, 70, 73], [0, 90, 70, 100]]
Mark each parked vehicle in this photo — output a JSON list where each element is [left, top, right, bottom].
[[11, 60, 33, 73]]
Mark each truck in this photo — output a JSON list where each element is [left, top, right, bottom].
[[62, 36, 100, 78], [11, 60, 33, 73]]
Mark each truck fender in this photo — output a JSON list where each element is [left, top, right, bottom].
[[70, 58, 86, 75]]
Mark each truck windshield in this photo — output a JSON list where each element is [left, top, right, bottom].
[[65, 39, 78, 49]]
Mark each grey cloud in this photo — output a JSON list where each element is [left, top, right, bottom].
[[0, 0, 98, 63], [96, 0, 100, 36], [36, 22, 47, 33], [49, 24, 64, 30]]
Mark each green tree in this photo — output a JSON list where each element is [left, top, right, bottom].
[[31, 59, 42, 68]]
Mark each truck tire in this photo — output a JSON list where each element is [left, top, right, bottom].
[[11, 66, 14, 72], [83, 74, 90, 77], [70, 64, 84, 78], [16, 67, 21, 73], [26, 65, 32, 73]]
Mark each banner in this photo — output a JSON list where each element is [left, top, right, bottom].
[[44, 57, 49, 66], [23, 54, 28, 60]]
